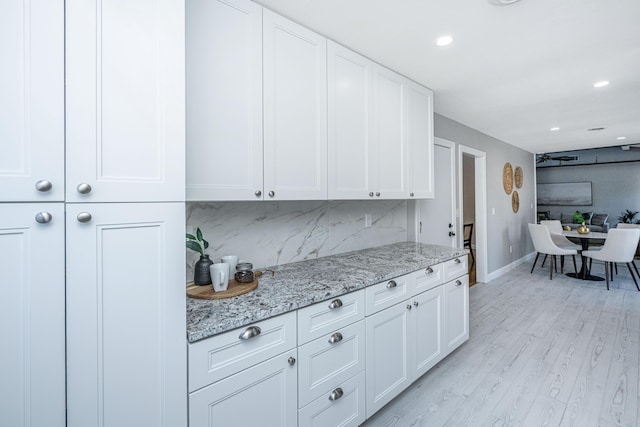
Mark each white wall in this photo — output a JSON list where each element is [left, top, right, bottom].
[[537, 161, 640, 226]]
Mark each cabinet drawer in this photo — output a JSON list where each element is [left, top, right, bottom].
[[298, 320, 365, 407], [365, 273, 413, 316], [298, 371, 366, 427], [189, 348, 297, 427], [414, 263, 444, 293], [188, 311, 296, 392], [443, 256, 467, 282], [297, 289, 364, 345]]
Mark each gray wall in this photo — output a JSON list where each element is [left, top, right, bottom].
[[435, 114, 536, 274], [537, 161, 640, 226]]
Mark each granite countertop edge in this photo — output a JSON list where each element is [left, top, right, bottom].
[[186, 241, 468, 343]]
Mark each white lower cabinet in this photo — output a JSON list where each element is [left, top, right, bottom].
[[444, 275, 470, 353], [414, 286, 445, 378], [189, 348, 298, 427], [0, 204, 66, 427]]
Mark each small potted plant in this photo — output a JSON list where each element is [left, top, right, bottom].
[[186, 227, 213, 285], [618, 209, 640, 224]]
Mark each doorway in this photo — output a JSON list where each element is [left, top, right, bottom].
[[458, 145, 487, 284]]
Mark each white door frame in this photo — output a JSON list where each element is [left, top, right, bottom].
[[408, 138, 456, 245], [458, 145, 488, 283]]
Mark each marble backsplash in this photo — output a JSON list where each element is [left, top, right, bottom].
[[185, 200, 408, 282]]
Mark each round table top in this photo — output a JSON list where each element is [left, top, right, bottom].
[[561, 230, 608, 239]]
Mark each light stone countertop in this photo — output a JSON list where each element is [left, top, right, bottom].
[[186, 241, 468, 343]]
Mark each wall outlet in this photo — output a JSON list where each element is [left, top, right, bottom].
[[491, 207, 496, 215], [365, 214, 372, 228]]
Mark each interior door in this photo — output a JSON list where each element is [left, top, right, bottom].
[[416, 139, 456, 247]]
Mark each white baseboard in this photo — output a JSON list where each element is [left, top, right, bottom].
[[485, 252, 536, 282]]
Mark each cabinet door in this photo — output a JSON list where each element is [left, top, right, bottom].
[[372, 64, 407, 199], [444, 275, 470, 353], [66, 0, 185, 203], [189, 349, 298, 427], [0, 204, 65, 427], [186, 0, 263, 201], [327, 41, 373, 200], [0, 0, 64, 201], [263, 10, 327, 200], [66, 203, 186, 427], [406, 81, 434, 199], [413, 286, 444, 378], [365, 301, 413, 417]]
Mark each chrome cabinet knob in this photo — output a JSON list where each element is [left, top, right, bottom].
[[328, 332, 343, 344], [375, 192, 380, 197], [456, 280, 463, 286], [407, 304, 412, 310], [329, 388, 344, 401], [268, 191, 275, 197], [77, 183, 92, 194], [386, 280, 397, 289], [35, 212, 52, 224], [35, 180, 52, 192], [426, 267, 434, 274], [454, 258, 461, 264], [255, 190, 262, 197], [410, 192, 414, 197], [288, 357, 296, 366], [77, 212, 92, 223], [414, 301, 419, 307], [369, 192, 374, 197], [328, 299, 343, 309], [239, 326, 261, 340]]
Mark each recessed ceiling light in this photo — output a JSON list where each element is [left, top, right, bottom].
[[617, 136, 627, 140], [593, 80, 610, 88], [436, 35, 453, 47], [489, 0, 522, 5], [550, 127, 560, 131]]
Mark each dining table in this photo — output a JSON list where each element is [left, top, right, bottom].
[[560, 230, 608, 281]]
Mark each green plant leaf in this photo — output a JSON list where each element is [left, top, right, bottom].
[[196, 227, 203, 241], [203, 239, 209, 249], [186, 233, 197, 241], [186, 240, 204, 256]]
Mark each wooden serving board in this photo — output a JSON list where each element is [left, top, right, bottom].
[[186, 279, 258, 300]]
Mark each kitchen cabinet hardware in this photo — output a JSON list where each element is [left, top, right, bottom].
[[426, 267, 434, 274], [456, 280, 462, 286], [328, 299, 343, 309], [406, 304, 412, 310], [328, 332, 343, 344], [239, 325, 261, 340], [386, 280, 397, 289], [375, 192, 380, 197], [35, 211, 53, 224], [287, 356, 296, 366], [76, 183, 92, 194], [35, 180, 53, 192], [410, 192, 414, 197], [369, 192, 374, 197], [76, 212, 92, 223], [255, 190, 262, 197], [413, 301, 419, 307], [449, 231, 456, 237], [328, 387, 344, 401], [268, 190, 275, 197], [454, 258, 461, 264]]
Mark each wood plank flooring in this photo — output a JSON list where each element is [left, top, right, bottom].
[[362, 260, 640, 427]]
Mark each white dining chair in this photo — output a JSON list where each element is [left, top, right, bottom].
[[528, 223, 578, 279], [582, 228, 640, 291], [540, 220, 581, 250]]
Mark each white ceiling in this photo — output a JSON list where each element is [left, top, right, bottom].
[[255, 0, 640, 154]]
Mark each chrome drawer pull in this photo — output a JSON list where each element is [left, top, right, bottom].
[[386, 280, 397, 289], [426, 267, 434, 274], [456, 280, 462, 286], [414, 301, 419, 307], [35, 180, 53, 192], [328, 332, 343, 344], [35, 212, 52, 224], [454, 258, 461, 264], [239, 326, 261, 340], [329, 388, 344, 401], [288, 357, 296, 366], [328, 299, 343, 309], [407, 304, 412, 310]]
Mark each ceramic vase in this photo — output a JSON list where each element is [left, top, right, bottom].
[[194, 254, 213, 285]]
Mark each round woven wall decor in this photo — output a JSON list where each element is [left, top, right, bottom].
[[514, 166, 523, 189], [512, 190, 520, 213], [502, 162, 513, 194]]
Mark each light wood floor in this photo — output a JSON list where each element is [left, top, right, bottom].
[[363, 259, 640, 427]]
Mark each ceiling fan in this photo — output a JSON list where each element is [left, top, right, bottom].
[[536, 154, 578, 163]]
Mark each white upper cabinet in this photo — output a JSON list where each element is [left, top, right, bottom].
[[66, 0, 185, 203], [327, 41, 373, 200], [373, 64, 407, 199], [263, 10, 328, 200], [0, 0, 64, 201], [406, 81, 435, 199], [186, 0, 263, 201]]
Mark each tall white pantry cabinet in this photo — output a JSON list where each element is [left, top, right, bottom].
[[1, 1, 187, 426]]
